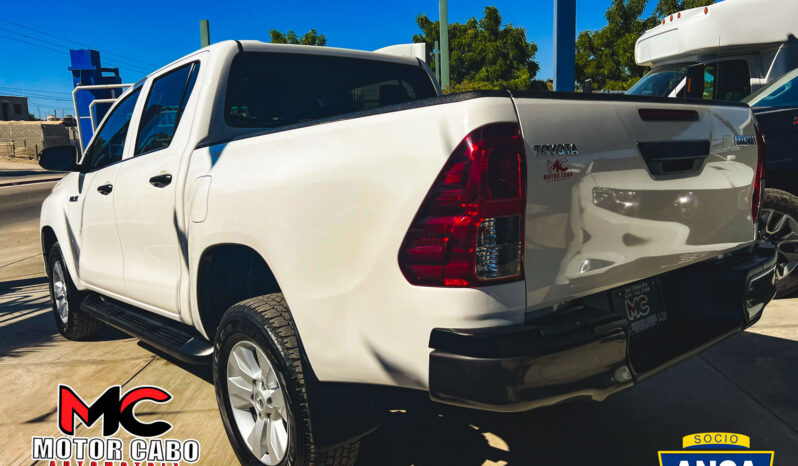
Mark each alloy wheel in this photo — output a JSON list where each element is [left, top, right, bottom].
[[226, 340, 289, 465], [52, 261, 69, 325], [759, 207, 798, 281]]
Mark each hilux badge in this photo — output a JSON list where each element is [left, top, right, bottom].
[[734, 135, 756, 146]]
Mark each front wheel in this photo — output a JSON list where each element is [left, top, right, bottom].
[[213, 294, 359, 466], [759, 188, 798, 298], [47, 243, 105, 340]]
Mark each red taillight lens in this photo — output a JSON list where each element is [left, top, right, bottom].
[[398, 123, 526, 287], [752, 124, 767, 222]]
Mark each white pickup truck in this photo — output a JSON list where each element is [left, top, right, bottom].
[[39, 40, 776, 465]]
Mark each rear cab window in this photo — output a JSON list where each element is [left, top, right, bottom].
[[224, 52, 437, 129]]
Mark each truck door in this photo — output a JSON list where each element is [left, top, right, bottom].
[[77, 87, 142, 295], [112, 60, 201, 315]]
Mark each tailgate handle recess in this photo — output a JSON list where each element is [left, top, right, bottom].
[[637, 140, 710, 178]]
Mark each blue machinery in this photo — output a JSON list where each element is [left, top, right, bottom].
[[69, 49, 131, 150]]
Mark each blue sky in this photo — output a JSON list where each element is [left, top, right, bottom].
[[0, 0, 657, 118]]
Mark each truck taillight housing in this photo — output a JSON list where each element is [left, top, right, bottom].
[[398, 123, 526, 287], [752, 124, 767, 222]]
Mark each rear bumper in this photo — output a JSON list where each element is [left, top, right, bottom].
[[428, 245, 777, 412]]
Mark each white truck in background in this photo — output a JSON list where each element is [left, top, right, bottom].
[[38, 40, 776, 465], [628, 0, 798, 100]]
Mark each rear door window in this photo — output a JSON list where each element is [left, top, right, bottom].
[[703, 60, 751, 101], [224, 52, 437, 129], [135, 62, 200, 155]]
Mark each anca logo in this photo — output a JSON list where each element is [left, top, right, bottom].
[[59, 385, 172, 437], [659, 432, 774, 466]]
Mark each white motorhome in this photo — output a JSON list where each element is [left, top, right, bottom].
[[627, 0, 798, 100]]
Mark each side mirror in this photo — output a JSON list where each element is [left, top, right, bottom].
[[684, 64, 705, 99], [38, 145, 79, 172]]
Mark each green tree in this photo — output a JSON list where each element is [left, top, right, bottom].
[[413, 6, 543, 92], [269, 29, 327, 46], [575, 0, 714, 91]]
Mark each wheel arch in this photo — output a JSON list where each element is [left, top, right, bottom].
[[195, 243, 282, 340], [41, 226, 58, 277]]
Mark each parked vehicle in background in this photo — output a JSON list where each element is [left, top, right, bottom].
[[744, 68, 798, 296], [38, 40, 776, 466], [627, 0, 798, 101]]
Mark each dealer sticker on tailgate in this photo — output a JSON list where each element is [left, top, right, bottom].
[[611, 278, 667, 334]]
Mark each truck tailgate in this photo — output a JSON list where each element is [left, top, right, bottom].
[[511, 95, 759, 311]]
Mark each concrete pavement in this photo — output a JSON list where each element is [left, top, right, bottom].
[[1, 170, 797, 465]]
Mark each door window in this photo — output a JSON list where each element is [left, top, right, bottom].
[[82, 88, 142, 171], [702, 60, 751, 101], [744, 68, 798, 108], [135, 62, 200, 155]]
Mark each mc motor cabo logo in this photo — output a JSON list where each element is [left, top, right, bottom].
[[659, 432, 774, 466], [32, 385, 200, 465]]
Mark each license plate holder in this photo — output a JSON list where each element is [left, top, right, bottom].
[[611, 278, 668, 334]]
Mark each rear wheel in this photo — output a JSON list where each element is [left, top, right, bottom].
[[47, 243, 105, 339], [213, 294, 359, 465], [759, 188, 798, 298]]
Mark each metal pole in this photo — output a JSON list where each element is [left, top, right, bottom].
[[553, 0, 576, 92], [71, 83, 132, 151], [439, 0, 450, 89], [434, 40, 441, 84], [200, 20, 210, 48]]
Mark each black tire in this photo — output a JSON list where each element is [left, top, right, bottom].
[[47, 243, 105, 340], [760, 188, 798, 298], [213, 293, 359, 466]]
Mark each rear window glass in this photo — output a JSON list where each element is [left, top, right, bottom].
[[224, 52, 437, 128]]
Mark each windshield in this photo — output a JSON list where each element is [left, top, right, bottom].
[[627, 64, 688, 97], [743, 68, 798, 108]]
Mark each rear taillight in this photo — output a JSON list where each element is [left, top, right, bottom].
[[752, 124, 767, 222], [398, 123, 526, 287]]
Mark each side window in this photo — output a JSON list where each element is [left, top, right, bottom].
[[702, 63, 717, 100], [752, 76, 798, 108], [135, 62, 200, 155], [703, 60, 751, 101], [82, 88, 142, 171], [716, 60, 751, 101]]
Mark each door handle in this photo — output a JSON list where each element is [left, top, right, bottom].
[[149, 173, 173, 188], [97, 184, 113, 195]]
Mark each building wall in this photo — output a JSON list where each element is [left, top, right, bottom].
[[0, 96, 29, 121], [0, 121, 70, 159]]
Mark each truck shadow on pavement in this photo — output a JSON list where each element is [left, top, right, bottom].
[[4, 277, 796, 464], [0, 276, 128, 359], [146, 329, 798, 465], [355, 331, 798, 465]]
